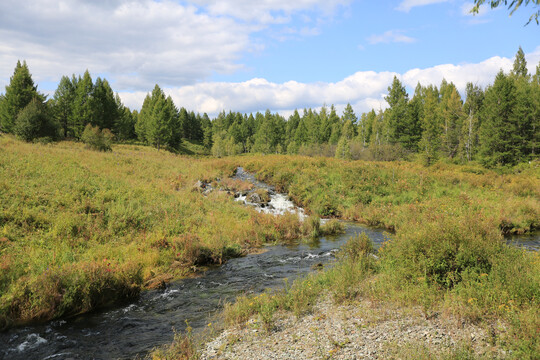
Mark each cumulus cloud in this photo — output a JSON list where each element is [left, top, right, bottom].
[[0, 0, 350, 92], [367, 30, 416, 44], [0, 0, 251, 90], [117, 48, 540, 117], [395, 0, 449, 13]]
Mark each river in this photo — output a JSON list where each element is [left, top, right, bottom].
[[0, 168, 537, 360]]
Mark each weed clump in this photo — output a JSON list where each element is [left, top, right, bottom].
[[338, 232, 374, 261], [81, 124, 113, 151]]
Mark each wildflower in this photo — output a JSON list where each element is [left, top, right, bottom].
[[208, 323, 212, 327]]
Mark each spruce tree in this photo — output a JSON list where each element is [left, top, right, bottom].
[[479, 71, 522, 167], [51, 75, 76, 137], [14, 98, 59, 141], [384, 76, 409, 146], [71, 71, 94, 138], [440, 83, 464, 159], [460, 83, 484, 161], [0, 61, 44, 133], [512, 46, 529, 78], [419, 86, 442, 165]]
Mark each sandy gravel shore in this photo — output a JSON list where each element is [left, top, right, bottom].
[[200, 297, 507, 359]]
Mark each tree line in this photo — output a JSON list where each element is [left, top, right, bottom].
[[0, 47, 538, 167]]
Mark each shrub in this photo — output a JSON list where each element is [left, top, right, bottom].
[[338, 232, 374, 261], [81, 124, 113, 151], [14, 98, 59, 142]]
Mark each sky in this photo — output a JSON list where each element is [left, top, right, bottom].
[[0, 0, 539, 118]]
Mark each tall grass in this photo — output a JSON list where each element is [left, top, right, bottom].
[[0, 137, 313, 326]]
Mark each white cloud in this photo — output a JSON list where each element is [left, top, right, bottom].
[[0, 0, 350, 92], [367, 30, 416, 44], [0, 0, 251, 90], [396, 0, 449, 13], [117, 48, 540, 118]]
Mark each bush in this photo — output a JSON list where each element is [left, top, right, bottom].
[[338, 232, 374, 261], [81, 124, 113, 151], [14, 98, 59, 142]]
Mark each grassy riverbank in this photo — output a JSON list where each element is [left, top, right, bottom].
[[156, 155, 539, 359], [0, 137, 337, 328], [1, 137, 538, 357]]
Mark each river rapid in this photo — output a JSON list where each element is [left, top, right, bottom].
[[1, 168, 537, 360], [0, 169, 387, 360]]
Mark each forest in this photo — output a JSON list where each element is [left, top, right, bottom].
[[0, 47, 538, 168]]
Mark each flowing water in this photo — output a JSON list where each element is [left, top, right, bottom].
[[0, 169, 387, 360], [1, 168, 536, 359]]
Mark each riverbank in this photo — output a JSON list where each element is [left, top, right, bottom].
[[200, 296, 506, 360], [0, 137, 341, 329], [153, 155, 539, 359]]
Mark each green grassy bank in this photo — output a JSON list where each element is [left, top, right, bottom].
[[0, 137, 337, 328], [192, 155, 539, 359]]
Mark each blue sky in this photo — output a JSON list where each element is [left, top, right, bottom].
[[0, 0, 539, 117]]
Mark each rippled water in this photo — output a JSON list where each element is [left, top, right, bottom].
[[0, 167, 387, 360], [1, 167, 535, 359], [506, 232, 540, 251], [0, 223, 387, 360]]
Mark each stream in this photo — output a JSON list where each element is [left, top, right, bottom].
[[0, 169, 387, 360], [1, 168, 537, 360]]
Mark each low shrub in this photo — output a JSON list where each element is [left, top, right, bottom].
[[81, 124, 114, 151]]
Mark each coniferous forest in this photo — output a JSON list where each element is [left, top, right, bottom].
[[1, 47, 538, 168]]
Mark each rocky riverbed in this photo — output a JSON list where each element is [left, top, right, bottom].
[[199, 295, 507, 360]]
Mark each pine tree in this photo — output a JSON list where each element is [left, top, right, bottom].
[[404, 83, 425, 152], [440, 83, 464, 159], [319, 105, 332, 143], [14, 98, 59, 141], [384, 76, 409, 146], [51, 75, 76, 138], [71, 70, 94, 138], [286, 110, 301, 145], [460, 83, 484, 161], [342, 103, 358, 125], [479, 71, 522, 167], [512, 46, 529, 78], [113, 94, 136, 141], [335, 136, 352, 159], [0, 61, 44, 133], [419, 86, 442, 165], [92, 78, 118, 131]]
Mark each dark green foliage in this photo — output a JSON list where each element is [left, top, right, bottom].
[[50, 75, 76, 137], [0, 61, 44, 133], [460, 83, 484, 161], [71, 70, 94, 138], [479, 71, 522, 166], [136, 85, 181, 150], [14, 98, 60, 142], [419, 86, 442, 165], [81, 124, 113, 151], [440, 81, 464, 159]]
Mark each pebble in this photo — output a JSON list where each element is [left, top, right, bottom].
[[199, 296, 506, 359]]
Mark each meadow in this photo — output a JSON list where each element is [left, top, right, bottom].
[[0, 136, 338, 328], [204, 155, 540, 359], [1, 136, 539, 358]]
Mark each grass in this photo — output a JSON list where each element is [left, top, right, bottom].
[[212, 156, 539, 358], [0, 136, 320, 327], [2, 136, 539, 358]]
